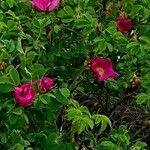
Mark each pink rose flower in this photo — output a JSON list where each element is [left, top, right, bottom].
[[31, 0, 60, 12], [38, 77, 54, 93], [90, 57, 118, 81], [14, 83, 36, 107], [116, 15, 133, 33]]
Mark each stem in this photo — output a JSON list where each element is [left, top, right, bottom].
[[70, 126, 74, 143], [70, 66, 86, 92], [102, 0, 108, 11], [110, 91, 136, 115], [105, 86, 110, 114]]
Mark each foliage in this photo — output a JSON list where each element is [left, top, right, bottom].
[[67, 99, 111, 134], [0, 0, 150, 149], [96, 125, 147, 150]]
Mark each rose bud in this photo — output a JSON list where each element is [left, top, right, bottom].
[[38, 77, 54, 93], [116, 13, 133, 33], [131, 74, 141, 89]]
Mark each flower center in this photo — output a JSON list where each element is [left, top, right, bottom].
[[96, 67, 104, 75]]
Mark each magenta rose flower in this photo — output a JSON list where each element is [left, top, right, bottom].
[[14, 83, 36, 107], [90, 57, 118, 81], [116, 15, 133, 33], [38, 77, 54, 93], [31, 0, 60, 12]]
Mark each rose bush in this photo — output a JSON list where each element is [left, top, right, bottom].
[[0, 0, 150, 149]]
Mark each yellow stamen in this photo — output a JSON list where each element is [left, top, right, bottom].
[[96, 67, 104, 75]]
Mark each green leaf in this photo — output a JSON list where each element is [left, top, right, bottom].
[[26, 148, 33, 150], [9, 67, 20, 86], [130, 5, 143, 16], [12, 107, 23, 115], [57, 6, 74, 23], [105, 21, 116, 34], [6, 0, 15, 8], [39, 94, 50, 105], [113, 32, 127, 42], [8, 114, 18, 125], [127, 42, 139, 49], [131, 141, 147, 150], [139, 36, 150, 45], [0, 76, 12, 84], [23, 114, 29, 124], [46, 143, 75, 150], [15, 143, 24, 150], [54, 25, 61, 33], [0, 84, 14, 93], [67, 106, 94, 134], [26, 51, 37, 65], [0, 133, 7, 144], [59, 88, 70, 98], [46, 133, 59, 145], [94, 114, 112, 132], [143, 7, 150, 19], [136, 93, 149, 105], [63, 6, 74, 16], [0, 21, 7, 30], [67, 107, 82, 120], [75, 13, 97, 29], [31, 64, 46, 79], [107, 43, 113, 52], [53, 89, 68, 104], [17, 38, 24, 54], [38, 18, 51, 28], [74, 117, 94, 134], [68, 99, 80, 108], [75, 18, 90, 28], [98, 141, 117, 150], [94, 37, 107, 52], [7, 20, 16, 29]]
